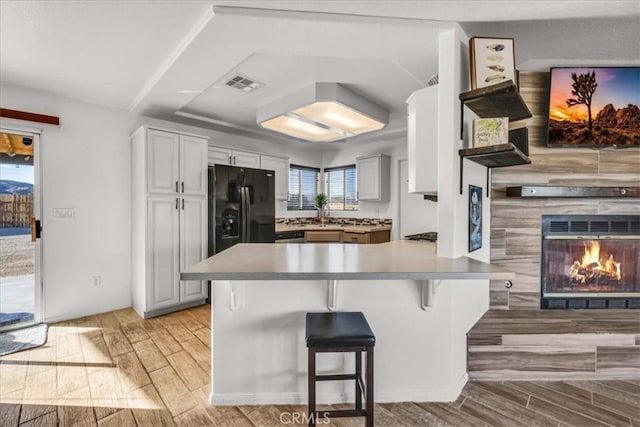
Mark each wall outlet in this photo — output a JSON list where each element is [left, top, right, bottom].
[[91, 276, 101, 287]]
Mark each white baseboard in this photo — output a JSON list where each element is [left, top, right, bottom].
[[44, 301, 132, 323], [208, 374, 469, 406]]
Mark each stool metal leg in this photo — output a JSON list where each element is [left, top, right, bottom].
[[355, 351, 362, 411], [308, 348, 316, 427], [365, 347, 374, 427]]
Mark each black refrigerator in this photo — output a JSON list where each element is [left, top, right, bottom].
[[208, 164, 275, 255]]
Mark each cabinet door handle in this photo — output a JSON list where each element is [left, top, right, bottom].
[[175, 181, 179, 193], [175, 198, 179, 210], [181, 182, 184, 193], [181, 199, 185, 210], [233, 155, 236, 165], [229, 154, 233, 165]]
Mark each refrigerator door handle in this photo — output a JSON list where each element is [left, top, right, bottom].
[[241, 187, 249, 243], [245, 187, 252, 242]]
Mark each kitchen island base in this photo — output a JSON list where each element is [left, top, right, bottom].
[[209, 278, 485, 405]]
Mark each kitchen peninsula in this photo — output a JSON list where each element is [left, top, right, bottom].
[[181, 241, 514, 405]]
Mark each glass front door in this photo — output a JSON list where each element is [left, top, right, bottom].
[[0, 129, 41, 330]]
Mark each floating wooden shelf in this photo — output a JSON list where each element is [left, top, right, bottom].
[[460, 143, 531, 168], [458, 143, 531, 196], [459, 80, 532, 121], [506, 186, 640, 198]]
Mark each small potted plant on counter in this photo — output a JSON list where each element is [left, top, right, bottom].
[[315, 193, 328, 226]]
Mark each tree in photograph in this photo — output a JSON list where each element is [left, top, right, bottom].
[[566, 71, 598, 130]]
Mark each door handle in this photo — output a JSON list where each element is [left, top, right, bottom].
[[181, 198, 185, 210], [181, 182, 184, 193], [176, 198, 179, 210], [175, 181, 179, 193], [31, 217, 41, 241]]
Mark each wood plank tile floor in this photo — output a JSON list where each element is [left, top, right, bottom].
[[1, 305, 639, 426]]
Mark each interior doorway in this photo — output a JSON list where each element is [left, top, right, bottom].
[[0, 129, 42, 330]]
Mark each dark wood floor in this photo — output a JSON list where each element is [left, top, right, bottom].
[[1, 306, 639, 426]]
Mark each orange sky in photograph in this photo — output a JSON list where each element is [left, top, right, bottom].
[[549, 91, 590, 122]]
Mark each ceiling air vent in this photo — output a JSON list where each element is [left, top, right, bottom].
[[224, 74, 263, 93]]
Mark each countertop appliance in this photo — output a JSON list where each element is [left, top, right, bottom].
[[275, 230, 305, 243], [208, 164, 275, 255]]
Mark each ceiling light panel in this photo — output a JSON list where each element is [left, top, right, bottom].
[[256, 83, 388, 142], [293, 102, 385, 134], [260, 115, 346, 142]]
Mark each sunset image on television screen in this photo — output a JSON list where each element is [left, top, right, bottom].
[[548, 67, 640, 146]]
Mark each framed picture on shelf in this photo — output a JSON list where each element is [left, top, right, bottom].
[[468, 185, 482, 252], [473, 117, 509, 147], [469, 37, 516, 90]]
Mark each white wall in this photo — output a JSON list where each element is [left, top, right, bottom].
[[1, 82, 134, 322], [461, 17, 640, 70], [436, 27, 492, 390], [321, 136, 406, 240]]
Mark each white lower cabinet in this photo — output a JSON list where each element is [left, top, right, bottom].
[[179, 197, 208, 302], [148, 197, 180, 309], [142, 196, 207, 316]]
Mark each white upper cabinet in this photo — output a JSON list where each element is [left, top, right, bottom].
[[179, 135, 208, 195], [233, 150, 261, 168], [260, 155, 289, 201], [147, 129, 180, 194], [208, 146, 233, 166], [406, 85, 438, 194], [209, 146, 260, 168], [356, 154, 390, 201], [147, 129, 207, 196]]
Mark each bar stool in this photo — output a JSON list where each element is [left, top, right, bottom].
[[305, 311, 375, 427]]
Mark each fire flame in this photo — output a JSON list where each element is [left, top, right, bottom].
[[568, 241, 621, 284]]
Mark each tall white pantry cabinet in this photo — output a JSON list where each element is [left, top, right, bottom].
[[131, 127, 208, 318]]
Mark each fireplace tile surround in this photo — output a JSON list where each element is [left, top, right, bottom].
[[489, 72, 640, 311]]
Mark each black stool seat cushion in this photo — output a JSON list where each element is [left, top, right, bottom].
[[306, 312, 376, 348]]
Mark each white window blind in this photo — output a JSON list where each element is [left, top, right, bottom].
[[288, 165, 320, 210], [325, 165, 358, 211]]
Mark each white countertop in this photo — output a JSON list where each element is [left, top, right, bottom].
[[180, 240, 514, 281]]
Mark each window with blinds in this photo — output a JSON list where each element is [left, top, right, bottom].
[[288, 165, 320, 210], [325, 165, 358, 211]]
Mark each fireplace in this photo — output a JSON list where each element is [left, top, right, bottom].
[[541, 215, 640, 309]]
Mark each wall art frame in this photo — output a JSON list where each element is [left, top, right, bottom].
[[468, 184, 483, 252], [469, 36, 516, 90]]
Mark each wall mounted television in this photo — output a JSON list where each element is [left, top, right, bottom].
[[547, 67, 640, 147]]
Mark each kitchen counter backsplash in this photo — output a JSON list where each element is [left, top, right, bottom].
[[276, 217, 392, 226]]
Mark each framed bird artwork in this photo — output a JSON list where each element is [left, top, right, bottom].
[[469, 37, 516, 90]]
